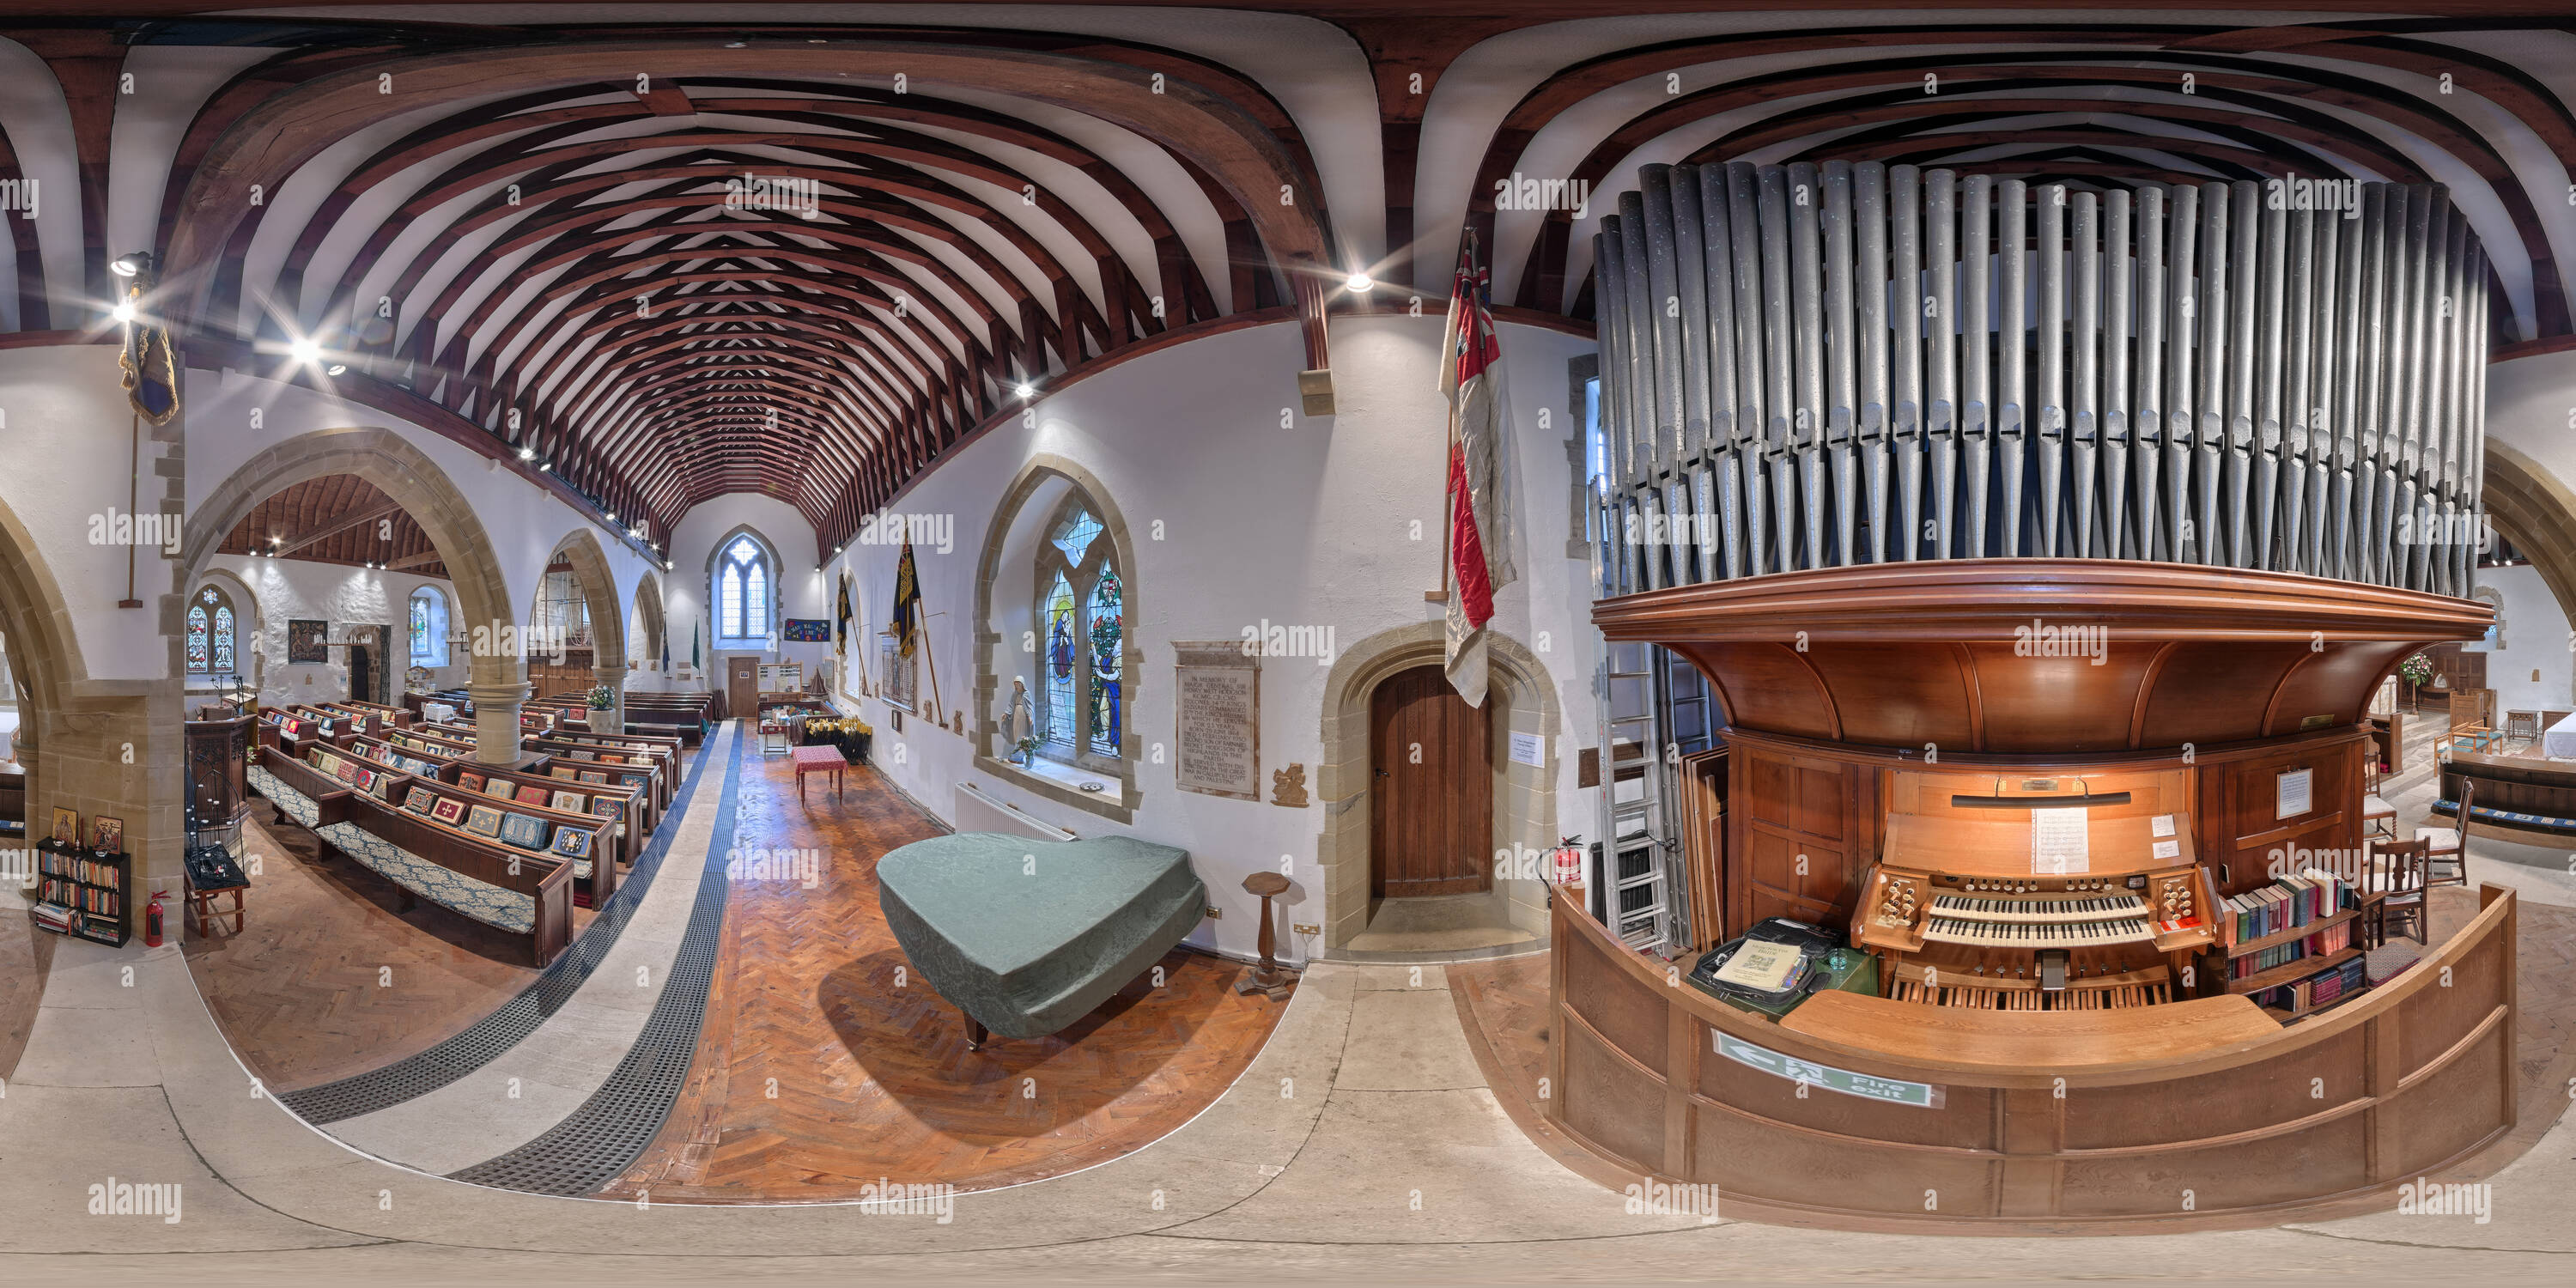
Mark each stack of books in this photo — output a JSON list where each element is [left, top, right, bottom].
[[2217, 869, 2354, 949], [1710, 939, 1811, 994], [2254, 953, 2369, 1014]]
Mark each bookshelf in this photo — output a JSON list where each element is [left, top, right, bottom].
[[2213, 873, 2370, 1019], [32, 838, 131, 947]]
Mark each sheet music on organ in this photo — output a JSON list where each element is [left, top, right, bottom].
[[2030, 806, 2091, 874]]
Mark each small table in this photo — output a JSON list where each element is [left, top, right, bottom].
[[791, 745, 847, 804]]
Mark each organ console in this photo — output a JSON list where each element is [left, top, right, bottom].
[[1854, 809, 2217, 1010]]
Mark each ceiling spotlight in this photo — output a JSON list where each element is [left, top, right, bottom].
[[1345, 271, 1375, 294], [518, 446, 536, 460], [834, 544, 844, 555], [270, 535, 282, 544], [111, 252, 153, 278], [289, 337, 323, 366], [1014, 381, 1035, 399], [111, 300, 136, 325], [664, 560, 675, 571], [325, 363, 347, 376]]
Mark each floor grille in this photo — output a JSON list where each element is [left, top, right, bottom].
[[275, 729, 726, 1124]]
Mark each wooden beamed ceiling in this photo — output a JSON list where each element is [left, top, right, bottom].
[[0, 5, 2566, 552], [215, 475, 451, 580]]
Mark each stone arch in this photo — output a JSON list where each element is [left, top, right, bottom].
[[970, 453, 1142, 824], [185, 426, 526, 762], [2478, 441, 2576, 628], [1313, 622, 1564, 956], [538, 527, 628, 729], [630, 570, 668, 672], [0, 486, 84, 757], [2468, 584, 2506, 650]]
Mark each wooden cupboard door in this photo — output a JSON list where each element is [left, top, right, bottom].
[[1370, 665, 1493, 897]]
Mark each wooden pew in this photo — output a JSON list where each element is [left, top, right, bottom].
[[254, 744, 581, 965], [349, 733, 643, 897]]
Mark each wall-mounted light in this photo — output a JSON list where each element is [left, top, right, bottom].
[[111, 252, 154, 278], [112, 300, 137, 325], [325, 363, 347, 376], [1344, 271, 1375, 294]]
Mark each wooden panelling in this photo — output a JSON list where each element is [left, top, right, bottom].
[[1731, 741, 1868, 933], [1959, 642, 2156, 754], [2134, 643, 2298, 747], [1541, 884, 2520, 1228], [2196, 732, 2363, 896], [1671, 641, 1834, 739], [1560, 1018, 1669, 1172], [1801, 643, 1976, 750], [1690, 1100, 2002, 1216], [1566, 927, 1668, 1069]]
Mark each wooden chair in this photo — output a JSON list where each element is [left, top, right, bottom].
[[2366, 837, 2431, 948], [2360, 787, 2397, 840], [2419, 777, 2470, 888]]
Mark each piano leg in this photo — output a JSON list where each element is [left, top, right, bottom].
[[963, 1012, 988, 1051]]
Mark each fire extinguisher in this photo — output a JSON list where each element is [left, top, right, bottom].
[[146, 890, 167, 948], [1552, 835, 1585, 888]]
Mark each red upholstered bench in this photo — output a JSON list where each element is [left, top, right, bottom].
[[791, 745, 848, 805]]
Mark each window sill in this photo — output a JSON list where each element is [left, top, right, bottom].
[[975, 754, 1135, 825]]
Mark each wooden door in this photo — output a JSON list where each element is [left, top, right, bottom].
[[349, 643, 374, 704], [727, 657, 757, 719], [1370, 665, 1492, 897]]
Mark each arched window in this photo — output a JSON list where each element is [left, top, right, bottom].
[[715, 532, 776, 644], [410, 586, 452, 667], [188, 585, 238, 676], [1033, 499, 1122, 769]]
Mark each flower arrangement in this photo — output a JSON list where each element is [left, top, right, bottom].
[[1015, 732, 1044, 766], [2397, 653, 2434, 689], [586, 683, 615, 710]]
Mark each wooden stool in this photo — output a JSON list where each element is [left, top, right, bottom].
[[1237, 871, 1295, 999], [185, 880, 246, 937]]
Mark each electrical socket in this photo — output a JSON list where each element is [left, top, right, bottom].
[[1292, 923, 1319, 935]]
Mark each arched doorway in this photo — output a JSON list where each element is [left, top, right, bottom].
[[1316, 623, 1563, 958]]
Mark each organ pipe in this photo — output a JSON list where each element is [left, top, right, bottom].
[[1591, 164, 2488, 593]]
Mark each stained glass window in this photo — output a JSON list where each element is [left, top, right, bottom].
[[1030, 496, 1127, 770], [410, 592, 430, 659], [188, 585, 237, 675], [410, 586, 449, 666]]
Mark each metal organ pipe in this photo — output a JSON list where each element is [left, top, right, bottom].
[[1588, 162, 2491, 597]]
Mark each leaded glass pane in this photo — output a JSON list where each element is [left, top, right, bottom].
[[721, 566, 744, 637], [1051, 507, 1101, 565], [745, 562, 769, 635], [1043, 570, 1076, 746], [213, 607, 235, 673], [185, 605, 209, 673], [1087, 565, 1122, 751]]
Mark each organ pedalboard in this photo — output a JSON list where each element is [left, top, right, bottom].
[[1856, 866, 2217, 1011]]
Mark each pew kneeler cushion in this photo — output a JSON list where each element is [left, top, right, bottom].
[[877, 833, 1206, 1042]]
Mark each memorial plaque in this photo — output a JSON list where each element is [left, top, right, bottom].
[[1173, 641, 1259, 800]]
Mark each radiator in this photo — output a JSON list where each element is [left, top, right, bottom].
[[955, 782, 1076, 842]]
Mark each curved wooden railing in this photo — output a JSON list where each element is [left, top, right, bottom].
[[1545, 885, 2517, 1230]]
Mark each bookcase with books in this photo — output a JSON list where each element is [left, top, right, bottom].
[[32, 837, 131, 947], [2212, 868, 2366, 1021]]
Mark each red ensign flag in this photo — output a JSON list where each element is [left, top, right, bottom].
[[1440, 232, 1518, 707]]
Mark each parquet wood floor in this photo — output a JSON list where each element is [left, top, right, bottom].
[[0, 908, 49, 1078], [181, 803, 598, 1093], [598, 745, 1293, 1201]]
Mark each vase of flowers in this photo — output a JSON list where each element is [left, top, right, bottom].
[[1015, 733, 1043, 767], [583, 683, 615, 731]]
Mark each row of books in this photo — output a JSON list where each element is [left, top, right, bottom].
[[31, 901, 118, 944], [2253, 953, 2370, 1014], [36, 848, 123, 890], [35, 877, 120, 916], [2217, 869, 2354, 948], [2227, 918, 2356, 980]]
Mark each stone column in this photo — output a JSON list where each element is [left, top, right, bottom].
[[592, 659, 628, 735], [469, 677, 531, 765]]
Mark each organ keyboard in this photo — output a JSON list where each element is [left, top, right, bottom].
[[1853, 809, 2219, 1010]]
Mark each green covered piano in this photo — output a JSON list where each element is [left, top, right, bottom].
[[876, 832, 1206, 1047]]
